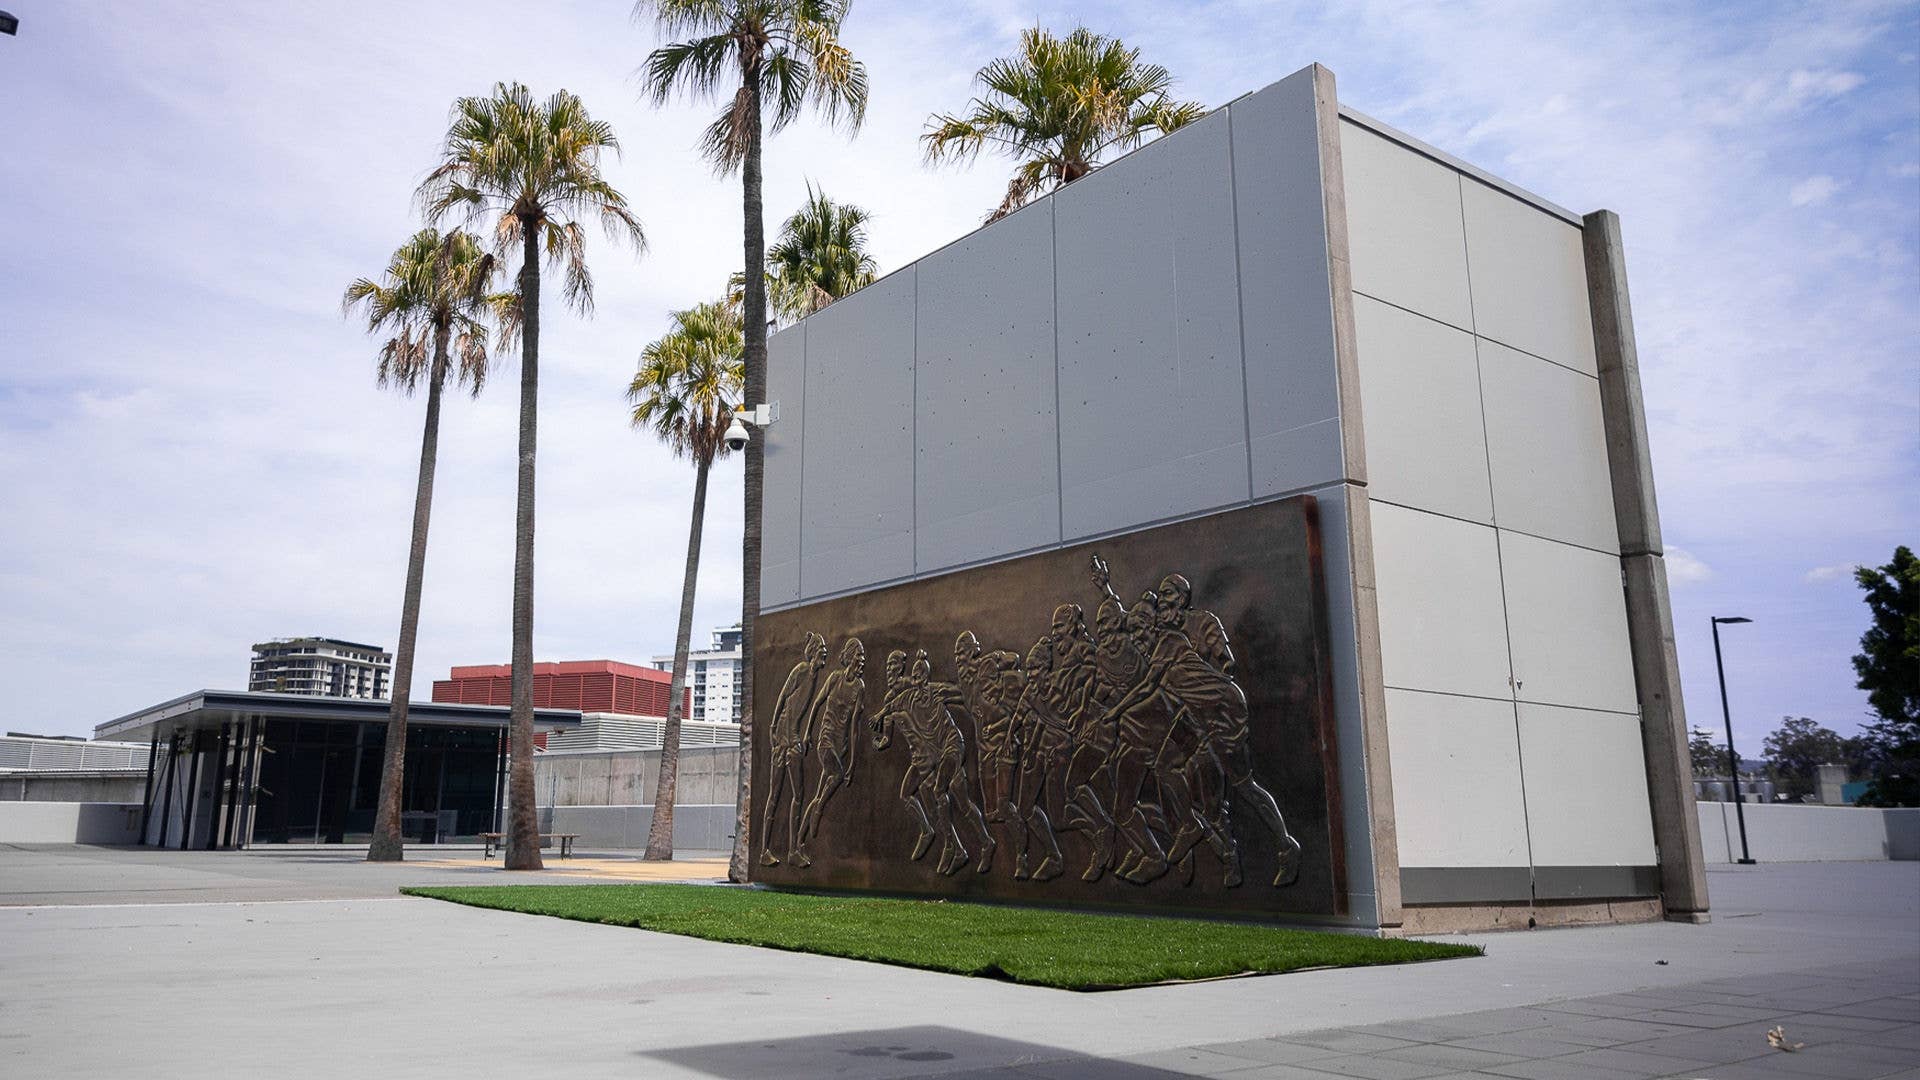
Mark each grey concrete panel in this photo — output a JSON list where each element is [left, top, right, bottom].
[[1499, 531, 1639, 715], [914, 203, 1061, 572], [1056, 110, 1252, 539], [1462, 179, 1598, 375], [1517, 702, 1659, 868], [1385, 688, 1531, 869], [761, 323, 806, 606], [1479, 338, 1621, 553], [1370, 502, 1513, 701], [799, 269, 917, 597], [1353, 295, 1492, 523], [1232, 68, 1348, 496], [1340, 121, 1473, 331]]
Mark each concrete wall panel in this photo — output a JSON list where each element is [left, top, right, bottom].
[[1500, 531, 1639, 714], [1370, 503, 1512, 700], [1479, 339, 1620, 552], [1462, 180, 1598, 375], [1517, 703, 1657, 867], [800, 269, 917, 596], [1353, 296, 1491, 522], [1341, 123, 1472, 330], [914, 204, 1061, 573], [1233, 68, 1347, 496], [1056, 110, 1251, 538], [1385, 690, 1529, 867], [762, 324, 807, 606]]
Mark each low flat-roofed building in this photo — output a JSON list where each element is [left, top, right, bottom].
[[95, 690, 580, 849]]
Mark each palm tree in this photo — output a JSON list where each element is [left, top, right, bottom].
[[630, 299, 745, 861], [924, 25, 1205, 221], [344, 228, 501, 863], [635, 0, 867, 882], [727, 184, 878, 324], [418, 82, 645, 871], [765, 183, 878, 320]]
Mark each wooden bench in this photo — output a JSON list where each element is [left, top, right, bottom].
[[479, 832, 578, 859]]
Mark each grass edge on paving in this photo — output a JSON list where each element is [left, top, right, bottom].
[[402, 883, 1481, 991]]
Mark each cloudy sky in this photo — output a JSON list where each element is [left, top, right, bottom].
[[2, 1, 1914, 746]]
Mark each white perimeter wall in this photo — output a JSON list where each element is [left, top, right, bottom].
[[1341, 117, 1657, 899]]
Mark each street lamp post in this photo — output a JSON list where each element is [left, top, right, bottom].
[[1712, 615, 1757, 865]]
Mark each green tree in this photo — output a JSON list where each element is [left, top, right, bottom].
[[419, 83, 646, 870], [1687, 728, 1722, 778], [636, 0, 868, 882], [629, 299, 744, 860], [923, 25, 1205, 221], [344, 228, 504, 863], [1761, 716, 1852, 801], [1853, 546, 1920, 806], [766, 183, 877, 320]]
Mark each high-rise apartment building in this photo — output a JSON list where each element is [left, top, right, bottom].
[[650, 624, 742, 724], [249, 637, 392, 699]]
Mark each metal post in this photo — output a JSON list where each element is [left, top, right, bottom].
[[137, 732, 160, 844], [156, 732, 178, 848], [1712, 617, 1756, 864], [204, 725, 230, 850], [239, 718, 262, 849], [221, 718, 245, 848], [180, 730, 203, 851]]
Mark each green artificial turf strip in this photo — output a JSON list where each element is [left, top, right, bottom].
[[403, 884, 1480, 990]]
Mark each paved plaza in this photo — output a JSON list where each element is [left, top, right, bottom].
[[1, 846, 1914, 1078]]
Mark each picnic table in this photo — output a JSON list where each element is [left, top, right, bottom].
[[478, 832, 578, 859]]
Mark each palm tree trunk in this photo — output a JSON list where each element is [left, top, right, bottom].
[[732, 61, 766, 883], [505, 217, 544, 871], [367, 321, 451, 862], [645, 454, 712, 861]]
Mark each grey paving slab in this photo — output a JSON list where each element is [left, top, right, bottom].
[[1552, 1046, 1721, 1077], [1119, 1047, 1272, 1075], [1441, 1033, 1597, 1058], [1479, 1060, 1645, 1080], [1194, 1040, 1347, 1066], [1290, 1032, 1426, 1055], [2, 852, 1915, 1080], [1379, 1044, 1527, 1071], [1298, 1053, 1462, 1079]]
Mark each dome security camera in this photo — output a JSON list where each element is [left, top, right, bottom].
[[723, 415, 751, 452]]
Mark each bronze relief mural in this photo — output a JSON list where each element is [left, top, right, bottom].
[[751, 496, 1344, 917]]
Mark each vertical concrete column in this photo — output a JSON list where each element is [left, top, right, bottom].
[[1312, 63, 1402, 928], [1583, 209, 1710, 921]]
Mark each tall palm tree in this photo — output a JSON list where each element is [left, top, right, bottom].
[[924, 25, 1204, 221], [727, 184, 879, 324], [630, 299, 745, 861], [635, 0, 867, 882], [344, 228, 502, 864], [766, 183, 878, 320], [418, 82, 645, 871]]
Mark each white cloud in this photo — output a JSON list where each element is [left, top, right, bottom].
[[1805, 563, 1862, 584], [1790, 174, 1842, 206], [1785, 68, 1866, 105], [1666, 547, 1714, 586]]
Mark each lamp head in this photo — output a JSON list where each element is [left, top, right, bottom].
[[1713, 616, 1753, 625]]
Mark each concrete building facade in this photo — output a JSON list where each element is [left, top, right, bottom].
[[248, 637, 391, 699], [752, 64, 1702, 931]]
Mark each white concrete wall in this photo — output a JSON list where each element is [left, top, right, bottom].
[[544, 804, 735, 851], [1343, 117, 1655, 895], [1695, 802, 1920, 863], [758, 66, 1389, 922], [0, 801, 144, 844]]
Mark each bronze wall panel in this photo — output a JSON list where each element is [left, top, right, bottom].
[[751, 496, 1344, 917]]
